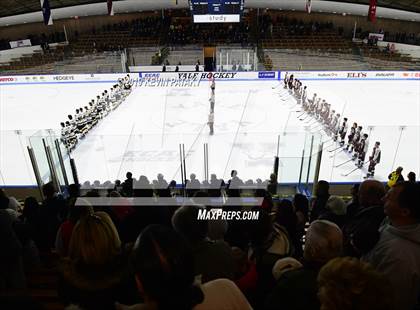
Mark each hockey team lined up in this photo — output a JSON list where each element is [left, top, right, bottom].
[[60, 75, 133, 151], [282, 73, 381, 178]]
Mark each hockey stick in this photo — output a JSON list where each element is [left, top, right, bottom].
[[341, 162, 368, 177], [330, 148, 345, 158], [334, 158, 353, 168]]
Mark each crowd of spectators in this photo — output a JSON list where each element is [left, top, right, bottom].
[[1, 167, 419, 310]]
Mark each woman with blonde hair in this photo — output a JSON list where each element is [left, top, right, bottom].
[[58, 211, 138, 309], [318, 257, 394, 310]]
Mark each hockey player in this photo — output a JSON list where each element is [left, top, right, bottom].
[[366, 142, 381, 177], [331, 113, 340, 139], [89, 100, 98, 127], [357, 134, 369, 168], [346, 122, 357, 151], [210, 77, 215, 93], [301, 86, 307, 106], [339, 118, 348, 145], [96, 94, 105, 118], [283, 72, 290, 89], [209, 95, 215, 113], [208, 111, 214, 135], [288, 74, 294, 91], [67, 115, 77, 148], [351, 126, 363, 155], [326, 109, 335, 129], [60, 122, 69, 149]]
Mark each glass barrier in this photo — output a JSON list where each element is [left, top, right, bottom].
[[28, 130, 52, 185], [321, 126, 420, 183], [0, 130, 36, 186], [4, 126, 416, 187]]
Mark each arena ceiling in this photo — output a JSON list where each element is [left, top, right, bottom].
[[0, 0, 420, 18]]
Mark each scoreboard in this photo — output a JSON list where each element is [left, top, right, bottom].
[[189, 0, 245, 23]]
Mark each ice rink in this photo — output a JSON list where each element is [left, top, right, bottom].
[[1, 77, 419, 186]]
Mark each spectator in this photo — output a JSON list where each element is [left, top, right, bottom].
[[408, 171, 416, 183], [249, 209, 292, 307], [293, 193, 309, 257], [319, 196, 347, 228], [55, 201, 93, 257], [58, 212, 138, 309], [318, 257, 393, 310], [363, 182, 420, 310], [118, 225, 251, 310], [346, 183, 360, 218], [172, 205, 234, 283], [343, 180, 386, 257], [0, 209, 26, 289], [387, 166, 404, 188], [187, 173, 201, 197], [267, 173, 277, 195], [309, 180, 330, 222], [0, 189, 21, 211], [38, 182, 66, 250], [122, 172, 134, 197], [274, 199, 299, 257], [265, 220, 343, 310]]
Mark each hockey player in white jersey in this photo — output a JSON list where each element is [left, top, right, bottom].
[[301, 86, 307, 105], [366, 142, 381, 177], [339, 118, 348, 146], [357, 133, 369, 168], [208, 111, 214, 135]]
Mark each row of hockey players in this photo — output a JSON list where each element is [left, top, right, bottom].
[[283, 72, 381, 178], [60, 75, 133, 151]]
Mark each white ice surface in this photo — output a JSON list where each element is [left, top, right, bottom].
[[0, 79, 419, 186]]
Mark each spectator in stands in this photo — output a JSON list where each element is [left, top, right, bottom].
[[231, 246, 257, 305], [346, 183, 360, 219], [318, 257, 393, 310], [249, 209, 292, 307], [319, 196, 347, 228], [310, 180, 330, 222], [55, 201, 93, 257], [293, 193, 309, 257], [408, 171, 416, 183], [122, 172, 134, 197], [0, 189, 21, 211], [387, 166, 404, 188], [343, 180, 386, 257], [58, 211, 138, 309], [37, 182, 66, 251], [172, 205, 234, 283], [186, 173, 201, 197], [0, 209, 26, 289], [267, 173, 277, 195], [275, 199, 299, 257], [363, 181, 420, 310], [227, 170, 244, 197], [118, 224, 251, 310], [265, 220, 343, 310]]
